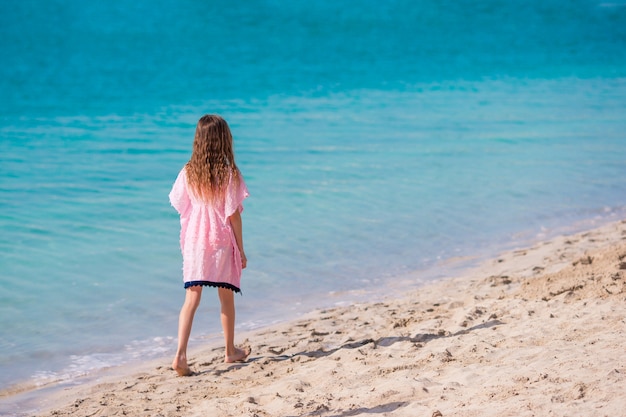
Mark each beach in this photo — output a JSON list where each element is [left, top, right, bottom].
[[6, 218, 622, 417], [3, 0, 626, 398], [2, 2, 625, 416]]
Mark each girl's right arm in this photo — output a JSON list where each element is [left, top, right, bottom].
[[229, 210, 247, 269]]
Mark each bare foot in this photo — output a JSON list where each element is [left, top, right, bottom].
[[172, 357, 193, 376], [225, 347, 251, 363], [172, 364, 193, 376]]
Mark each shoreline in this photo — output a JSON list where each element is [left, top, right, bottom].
[[2, 218, 625, 416]]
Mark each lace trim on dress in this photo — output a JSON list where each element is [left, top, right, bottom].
[[183, 280, 241, 294]]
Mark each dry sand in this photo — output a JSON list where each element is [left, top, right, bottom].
[[13, 220, 626, 416]]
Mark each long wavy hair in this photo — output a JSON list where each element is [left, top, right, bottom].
[[185, 114, 240, 202]]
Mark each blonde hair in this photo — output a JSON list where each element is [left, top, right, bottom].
[[185, 115, 240, 202]]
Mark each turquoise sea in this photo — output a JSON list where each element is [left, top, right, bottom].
[[1, 0, 625, 414]]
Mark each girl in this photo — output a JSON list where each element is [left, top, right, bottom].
[[169, 114, 250, 376]]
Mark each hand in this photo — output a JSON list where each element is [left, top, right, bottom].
[[241, 252, 247, 269]]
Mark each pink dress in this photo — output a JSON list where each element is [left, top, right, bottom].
[[169, 167, 249, 292]]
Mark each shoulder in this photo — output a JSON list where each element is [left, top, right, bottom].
[[171, 167, 190, 193], [175, 166, 189, 182], [231, 169, 249, 198]]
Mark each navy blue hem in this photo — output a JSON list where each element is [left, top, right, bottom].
[[184, 281, 241, 294]]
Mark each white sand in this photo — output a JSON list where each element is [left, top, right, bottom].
[[15, 220, 626, 416]]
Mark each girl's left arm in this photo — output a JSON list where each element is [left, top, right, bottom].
[[169, 169, 191, 215], [229, 210, 247, 269]]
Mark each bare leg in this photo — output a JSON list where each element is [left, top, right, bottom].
[[218, 287, 250, 363], [172, 286, 202, 376]]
